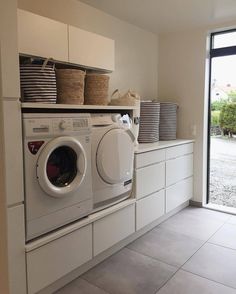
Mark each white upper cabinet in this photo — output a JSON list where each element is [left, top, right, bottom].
[[68, 25, 115, 71], [17, 9, 68, 62], [17, 9, 115, 71], [18, 9, 68, 62]]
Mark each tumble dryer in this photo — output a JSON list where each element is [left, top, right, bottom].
[[23, 112, 93, 241], [91, 113, 135, 211]]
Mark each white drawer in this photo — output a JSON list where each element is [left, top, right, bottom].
[[166, 177, 193, 213], [166, 143, 193, 160], [27, 224, 92, 294], [135, 149, 165, 169], [136, 190, 165, 230], [93, 204, 135, 256], [135, 162, 165, 199], [166, 154, 193, 186]]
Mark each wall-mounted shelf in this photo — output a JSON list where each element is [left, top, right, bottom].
[[19, 54, 113, 74], [21, 102, 139, 112]]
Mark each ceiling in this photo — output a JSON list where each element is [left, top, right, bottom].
[[79, 0, 236, 34]]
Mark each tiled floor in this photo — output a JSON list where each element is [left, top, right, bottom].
[[55, 207, 236, 294]]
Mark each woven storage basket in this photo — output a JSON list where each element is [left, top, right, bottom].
[[56, 69, 85, 104], [84, 74, 109, 105], [138, 101, 160, 143], [159, 102, 178, 140]]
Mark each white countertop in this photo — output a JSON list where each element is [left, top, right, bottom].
[[135, 139, 194, 154]]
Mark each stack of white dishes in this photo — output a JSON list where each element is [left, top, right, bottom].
[[20, 64, 57, 103], [159, 102, 178, 140], [138, 101, 160, 143]]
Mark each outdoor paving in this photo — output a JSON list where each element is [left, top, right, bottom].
[[209, 137, 236, 207]]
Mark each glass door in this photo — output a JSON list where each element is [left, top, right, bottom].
[[208, 30, 236, 210]]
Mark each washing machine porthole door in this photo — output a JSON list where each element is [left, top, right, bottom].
[[37, 136, 87, 198], [96, 128, 134, 184]]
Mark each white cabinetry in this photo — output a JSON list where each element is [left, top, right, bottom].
[[134, 141, 194, 230], [17, 9, 68, 62], [93, 204, 135, 256], [136, 190, 165, 230], [17, 9, 115, 71], [68, 26, 115, 71], [134, 148, 166, 229], [27, 224, 92, 294]]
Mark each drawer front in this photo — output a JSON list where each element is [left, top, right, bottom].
[[166, 143, 193, 160], [166, 177, 193, 213], [27, 224, 92, 294], [135, 162, 165, 199], [135, 149, 165, 169], [136, 190, 165, 230], [93, 204, 135, 256], [166, 154, 193, 186]]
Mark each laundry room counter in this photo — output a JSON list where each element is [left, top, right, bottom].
[[135, 139, 194, 154]]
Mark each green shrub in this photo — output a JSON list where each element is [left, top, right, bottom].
[[219, 103, 236, 134], [211, 99, 227, 111], [211, 110, 220, 126]]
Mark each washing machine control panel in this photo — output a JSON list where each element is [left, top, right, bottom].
[[23, 116, 91, 137]]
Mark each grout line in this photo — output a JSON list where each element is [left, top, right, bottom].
[[181, 268, 236, 290], [79, 277, 112, 294], [155, 209, 231, 293], [207, 241, 236, 252]]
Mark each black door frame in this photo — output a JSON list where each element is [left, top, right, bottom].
[[207, 29, 236, 204]]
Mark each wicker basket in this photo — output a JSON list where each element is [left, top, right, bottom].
[[84, 74, 109, 105], [56, 69, 85, 104]]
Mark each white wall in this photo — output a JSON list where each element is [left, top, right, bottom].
[[17, 0, 158, 100], [158, 22, 236, 203]]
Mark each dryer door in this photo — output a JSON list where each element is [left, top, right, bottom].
[[96, 128, 134, 184], [36, 136, 87, 198]]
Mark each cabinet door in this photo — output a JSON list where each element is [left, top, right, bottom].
[[166, 177, 193, 213], [27, 224, 92, 294], [166, 154, 193, 186], [166, 143, 193, 160], [17, 9, 68, 62], [93, 204, 135, 256], [68, 25, 115, 71], [135, 149, 165, 169], [135, 162, 165, 199], [136, 190, 165, 230]]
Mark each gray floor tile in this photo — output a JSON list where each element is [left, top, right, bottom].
[[159, 209, 223, 241], [82, 247, 177, 294], [157, 270, 236, 294], [180, 207, 230, 222], [183, 243, 236, 289], [209, 223, 236, 250], [127, 226, 204, 267], [227, 215, 236, 225], [55, 278, 108, 294]]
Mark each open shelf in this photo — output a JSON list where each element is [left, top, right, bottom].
[[21, 102, 139, 111]]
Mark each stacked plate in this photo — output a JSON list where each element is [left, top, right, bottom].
[[159, 102, 178, 140], [20, 64, 57, 103], [138, 101, 160, 143]]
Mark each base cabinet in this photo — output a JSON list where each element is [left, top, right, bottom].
[[93, 204, 135, 256], [166, 177, 193, 213], [134, 141, 194, 229], [136, 190, 165, 230], [27, 224, 92, 294]]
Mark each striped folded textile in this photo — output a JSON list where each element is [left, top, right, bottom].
[[159, 102, 178, 140], [20, 64, 57, 103]]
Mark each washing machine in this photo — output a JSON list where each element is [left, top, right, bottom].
[[91, 113, 135, 211], [23, 112, 93, 241]]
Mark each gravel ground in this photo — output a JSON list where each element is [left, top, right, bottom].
[[209, 137, 236, 207]]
